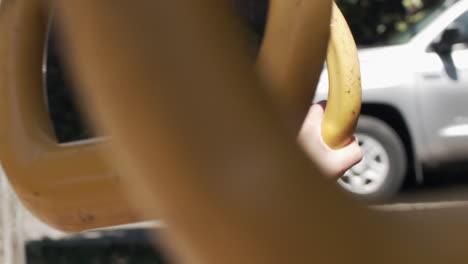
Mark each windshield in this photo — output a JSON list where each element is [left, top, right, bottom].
[[383, 3, 450, 45]]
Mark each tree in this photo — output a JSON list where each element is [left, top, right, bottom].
[[337, 0, 444, 45]]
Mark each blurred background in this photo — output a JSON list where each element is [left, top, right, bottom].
[[5, 0, 468, 263], [46, 0, 447, 142]]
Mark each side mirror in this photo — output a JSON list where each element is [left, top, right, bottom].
[[432, 22, 468, 53]]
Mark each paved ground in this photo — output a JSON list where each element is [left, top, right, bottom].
[[380, 168, 468, 209], [12, 168, 468, 263]]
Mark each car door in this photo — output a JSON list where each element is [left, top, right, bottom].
[[415, 10, 468, 163]]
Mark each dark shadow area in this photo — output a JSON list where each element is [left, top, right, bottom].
[[46, 27, 95, 143], [393, 164, 468, 203], [26, 229, 172, 264]]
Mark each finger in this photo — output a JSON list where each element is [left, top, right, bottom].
[[335, 137, 363, 170], [304, 101, 326, 128]]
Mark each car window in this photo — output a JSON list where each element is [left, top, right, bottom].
[[454, 10, 468, 26], [443, 10, 468, 50]]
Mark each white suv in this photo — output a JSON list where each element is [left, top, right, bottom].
[[315, 0, 468, 200]]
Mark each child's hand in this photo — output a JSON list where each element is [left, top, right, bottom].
[[298, 102, 363, 180]]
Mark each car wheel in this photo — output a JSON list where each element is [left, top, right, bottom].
[[337, 115, 407, 201]]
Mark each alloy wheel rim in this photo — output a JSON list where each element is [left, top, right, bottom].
[[338, 133, 390, 195]]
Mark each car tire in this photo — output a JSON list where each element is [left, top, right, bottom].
[[338, 115, 407, 201]]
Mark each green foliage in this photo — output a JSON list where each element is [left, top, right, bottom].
[[337, 0, 444, 45]]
